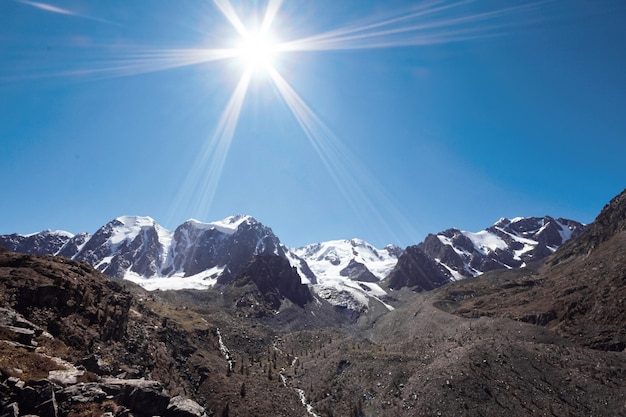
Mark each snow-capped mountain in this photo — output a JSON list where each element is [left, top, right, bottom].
[[75, 216, 167, 278], [421, 216, 585, 280], [387, 216, 586, 290], [0, 214, 586, 312], [0, 215, 285, 290], [290, 239, 403, 311]]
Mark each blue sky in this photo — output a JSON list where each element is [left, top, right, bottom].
[[1, 0, 625, 248]]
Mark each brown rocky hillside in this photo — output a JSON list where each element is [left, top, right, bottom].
[[0, 249, 309, 416], [436, 188, 626, 351]]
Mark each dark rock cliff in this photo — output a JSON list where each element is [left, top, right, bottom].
[[230, 255, 313, 316], [386, 246, 450, 291]]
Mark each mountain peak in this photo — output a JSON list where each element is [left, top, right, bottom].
[[19, 229, 75, 239], [183, 214, 256, 235], [114, 215, 157, 228]]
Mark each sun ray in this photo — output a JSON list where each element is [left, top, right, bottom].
[[277, 0, 464, 51], [86, 47, 239, 78], [260, 0, 283, 35], [17, 0, 119, 25], [1, 47, 238, 82], [267, 67, 419, 244], [170, 69, 253, 221], [278, 1, 545, 52], [213, 0, 250, 38]]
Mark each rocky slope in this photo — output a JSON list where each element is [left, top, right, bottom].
[[274, 190, 626, 416], [0, 248, 314, 416], [436, 188, 626, 351], [0, 249, 207, 416]]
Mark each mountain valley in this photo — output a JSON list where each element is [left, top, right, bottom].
[[1, 189, 625, 416]]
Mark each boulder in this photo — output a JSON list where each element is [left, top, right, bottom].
[[165, 395, 208, 417], [16, 379, 58, 417]]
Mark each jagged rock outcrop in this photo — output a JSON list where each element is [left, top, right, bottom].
[[0, 249, 211, 417], [170, 216, 286, 279], [76, 217, 164, 278], [339, 259, 378, 282], [386, 246, 450, 291], [419, 216, 585, 279], [0, 230, 73, 256], [0, 373, 209, 417], [550, 188, 626, 264]]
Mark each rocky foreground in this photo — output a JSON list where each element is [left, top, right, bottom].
[[0, 251, 207, 417]]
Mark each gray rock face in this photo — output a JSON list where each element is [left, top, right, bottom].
[[57, 233, 90, 258], [340, 259, 378, 282], [14, 379, 58, 417], [69, 217, 164, 279], [232, 254, 314, 314], [166, 395, 209, 417]]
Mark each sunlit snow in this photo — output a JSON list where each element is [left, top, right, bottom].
[[291, 239, 400, 311], [185, 214, 252, 235], [110, 216, 157, 245], [124, 267, 223, 291], [462, 230, 508, 254]]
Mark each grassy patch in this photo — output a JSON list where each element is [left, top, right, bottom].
[[0, 341, 63, 381]]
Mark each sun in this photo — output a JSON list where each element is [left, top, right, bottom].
[[235, 31, 279, 72]]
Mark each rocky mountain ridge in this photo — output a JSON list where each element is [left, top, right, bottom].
[[0, 215, 284, 281], [386, 216, 585, 291], [1, 215, 585, 313]]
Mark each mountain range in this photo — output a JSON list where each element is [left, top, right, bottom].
[[1, 214, 584, 313], [0, 188, 624, 416]]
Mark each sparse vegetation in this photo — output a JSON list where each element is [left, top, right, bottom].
[[0, 342, 60, 380]]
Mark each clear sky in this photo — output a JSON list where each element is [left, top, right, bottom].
[[1, 0, 625, 249]]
